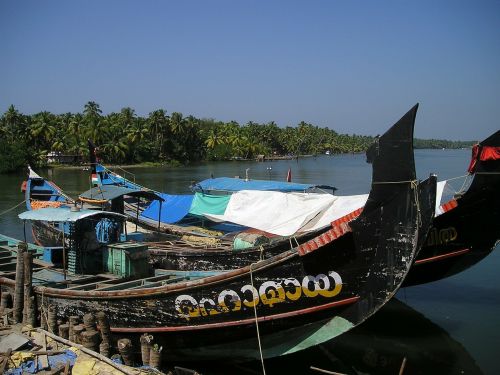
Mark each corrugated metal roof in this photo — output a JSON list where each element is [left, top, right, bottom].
[[79, 185, 164, 202], [18, 207, 126, 222]]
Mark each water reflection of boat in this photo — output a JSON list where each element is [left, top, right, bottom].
[[199, 298, 482, 375], [318, 297, 483, 375]]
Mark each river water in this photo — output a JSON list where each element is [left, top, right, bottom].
[[0, 149, 498, 374]]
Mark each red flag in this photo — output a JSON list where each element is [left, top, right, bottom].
[[286, 168, 292, 182]]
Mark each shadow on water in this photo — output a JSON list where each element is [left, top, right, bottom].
[[176, 298, 482, 375]]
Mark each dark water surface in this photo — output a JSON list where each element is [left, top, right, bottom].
[[0, 149, 498, 374]]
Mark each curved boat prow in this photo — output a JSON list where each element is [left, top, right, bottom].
[[364, 103, 417, 209], [350, 103, 434, 302], [403, 129, 500, 287], [466, 129, 500, 194]]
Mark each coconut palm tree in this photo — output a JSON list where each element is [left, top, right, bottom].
[[101, 139, 129, 164], [147, 109, 170, 158], [29, 112, 56, 149], [170, 112, 185, 136], [83, 101, 102, 119]]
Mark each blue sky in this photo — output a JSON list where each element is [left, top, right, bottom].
[[1, 0, 499, 140]]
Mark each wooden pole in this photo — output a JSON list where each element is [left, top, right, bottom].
[[117, 338, 134, 366], [68, 316, 79, 342], [310, 366, 347, 375], [0, 291, 11, 316], [23, 250, 36, 326], [135, 197, 139, 232], [399, 357, 407, 375], [62, 230, 67, 281], [96, 311, 111, 344], [13, 242, 26, 323], [47, 304, 58, 334], [158, 200, 162, 230]]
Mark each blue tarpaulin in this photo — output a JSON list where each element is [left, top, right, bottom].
[[192, 177, 326, 193], [140, 194, 194, 224], [6, 349, 77, 374]]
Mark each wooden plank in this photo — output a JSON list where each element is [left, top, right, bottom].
[[0, 348, 12, 374], [0, 332, 30, 352], [32, 331, 49, 368]]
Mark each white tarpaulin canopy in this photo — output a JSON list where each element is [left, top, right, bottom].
[[205, 190, 369, 236]]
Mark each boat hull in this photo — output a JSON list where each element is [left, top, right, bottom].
[[9, 105, 429, 360]]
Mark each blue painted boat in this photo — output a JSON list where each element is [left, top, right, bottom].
[[87, 140, 336, 234], [191, 176, 336, 195]]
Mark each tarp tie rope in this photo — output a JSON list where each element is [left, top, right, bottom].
[[411, 180, 422, 228], [373, 179, 421, 227], [371, 179, 416, 185], [0, 199, 26, 217], [288, 236, 300, 251], [249, 262, 267, 375], [40, 289, 53, 334], [434, 174, 471, 201], [456, 174, 472, 195]]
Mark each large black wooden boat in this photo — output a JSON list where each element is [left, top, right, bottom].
[[89, 128, 500, 288], [403, 130, 500, 286], [2, 105, 433, 361]]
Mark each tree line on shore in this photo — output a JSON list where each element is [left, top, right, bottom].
[[0, 102, 473, 173]]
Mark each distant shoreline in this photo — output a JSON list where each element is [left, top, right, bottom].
[[44, 148, 471, 171]]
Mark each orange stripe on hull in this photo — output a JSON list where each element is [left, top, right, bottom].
[[110, 296, 360, 333], [414, 248, 470, 265]]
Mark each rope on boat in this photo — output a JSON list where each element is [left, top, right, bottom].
[[0, 199, 26, 217], [372, 179, 421, 227], [446, 171, 497, 196], [39, 289, 53, 334], [410, 180, 422, 228], [453, 174, 471, 195], [287, 237, 300, 253], [371, 179, 417, 185], [249, 262, 267, 375]]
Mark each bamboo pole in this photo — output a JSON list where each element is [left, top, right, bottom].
[[399, 357, 407, 375], [23, 251, 36, 326], [13, 243, 26, 323], [310, 366, 347, 375]]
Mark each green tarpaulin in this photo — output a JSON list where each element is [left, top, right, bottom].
[[188, 193, 231, 217]]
